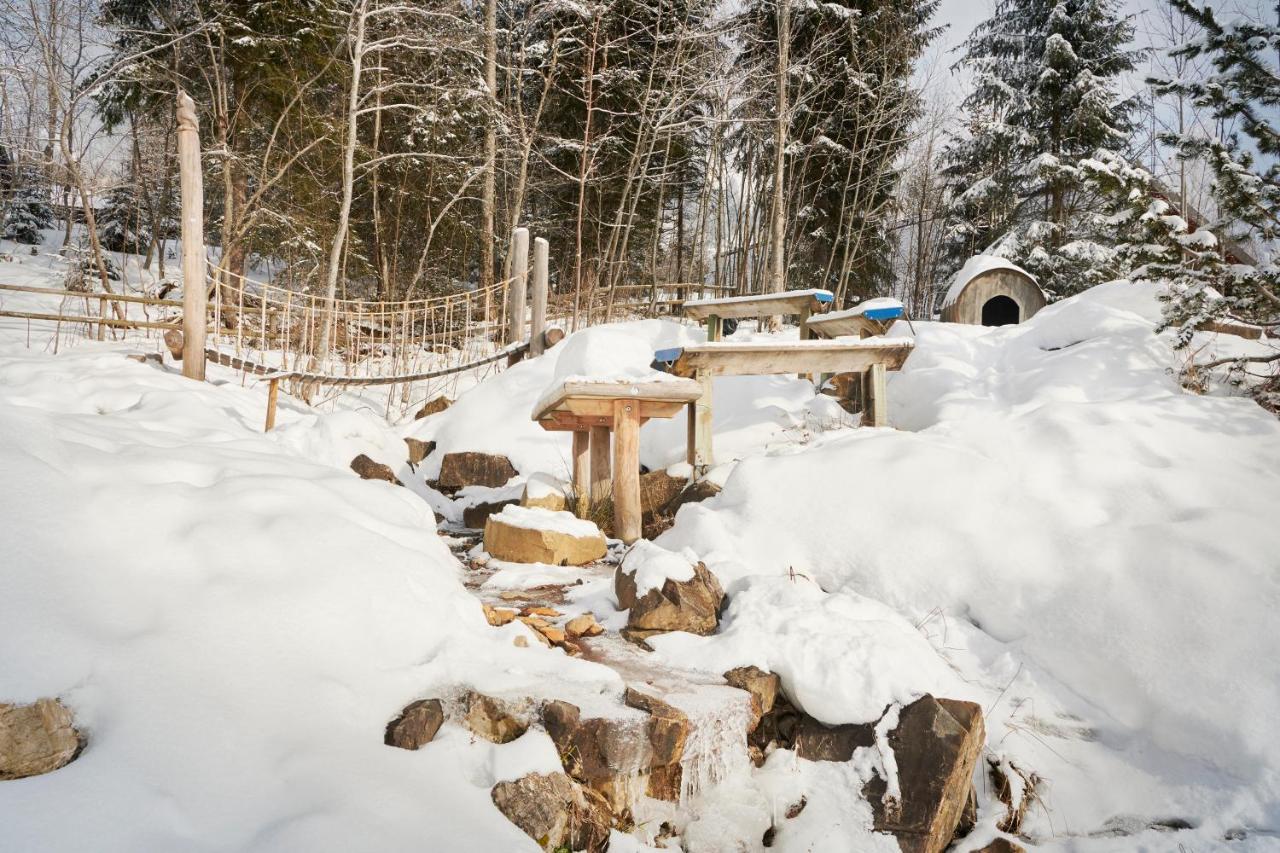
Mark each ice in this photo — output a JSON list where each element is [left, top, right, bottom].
[[665, 686, 756, 807]]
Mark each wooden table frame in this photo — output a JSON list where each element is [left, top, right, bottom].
[[682, 289, 835, 344], [665, 340, 914, 469], [534, 380, 702, 544]]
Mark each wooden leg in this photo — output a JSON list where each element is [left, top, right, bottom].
[[572, 430, 590, 517], [589, 425, 611, 505], [867, 363, 887, 427], [694, 369, 714, 471], [706, 314, 722, 342], [612, 399, 642, 544], [264, 378, 280, 432], [685, 401, 697, 470]]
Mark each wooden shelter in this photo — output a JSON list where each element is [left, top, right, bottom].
[[940, 257, 1045, 327]]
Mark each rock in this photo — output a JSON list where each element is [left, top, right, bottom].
[[350, 454, 402, 486], [623, 688, 689, 768], [542, 701, 652, 814], [956, 784, 978, 839], [537, 625, 567, 645], [384, 699, 444, 750], [521, 606, 561, 618], [521, 473, 569, 513], [513, 635, 529, 648], [490, 772, 610, 853], [646, 763, 682, 802], [414, 396, 452, 419], [619, 562, 724, 639], [484, 510, 607, 566], [436, 452, 516, 491], [0, 698, 83, 780], [405, 437, 435, 466], [974, 840, 1025, 853], [667, 479, 721, 515], [639, 470, 685, 521], [483, 604, 518, 626], [723, 666, 781, 733], [790, 714, 875, 762], [463, 692, 531, 744], [163, 328, 184, 360], [463, 498, 518, 530], [863, 696, 986, 853], [565, 614, 604, 638]]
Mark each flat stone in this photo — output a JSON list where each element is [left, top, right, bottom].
[[414, 396, 452, 419], [974, 840, 1025, 853], [490, 771, 610, 852], [0, 698, 83, 780], [565, 614, 604, 638], [484, 513, 607, 566], [405, 437, 435, 466], [436, 452, 517, 491], [384, 698, 444, 750], [483, 604, 518, 626], [463, 692, 531, 744], [350, 454, 402, 486], [623, 688, 689, 768], [864, 696, 986, 853], [621, 562, 724, 637]]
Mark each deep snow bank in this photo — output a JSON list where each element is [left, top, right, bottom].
[[0, 341, 614, 852], [655, 282, 1280, 837]]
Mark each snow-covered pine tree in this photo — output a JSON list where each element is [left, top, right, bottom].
[[97, 182, 151, 255], [2, 168, 55, 245], [941, 0, 1139, 299]]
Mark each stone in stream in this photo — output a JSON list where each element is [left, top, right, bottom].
[[462, 497, 518, 530], [564, 613, 604, 638], [484, 507, 606, 566], [462, 692, 533, 744], [435, 451, 516, 491], [0, 698, 84, 780], [723, 666, 780, 733], [350, 454, 402, 486], [541, 700, 653, 816], [383, 698, 444, 750], [404, 437, 434, 466], [413, 396, 452, 420], [490, 771, 611, 853], [616, 561, 724, 641], [862, 696, 986, 853]]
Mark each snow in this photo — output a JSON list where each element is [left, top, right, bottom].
[[820, 296, 904, 323], [654, 281, 1280, 843], [618, 540, 697, 596], [940, 253, 1038, 309], [490, 504, 602, 538]]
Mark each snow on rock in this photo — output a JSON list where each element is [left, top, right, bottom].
[[648, 575, 969, 724], [618, 540, 697, 596], [655, 281, 1280, 837], [490, 504, 601, 538], [940, 253, 1037, 308], [0, 340, 616, 852]]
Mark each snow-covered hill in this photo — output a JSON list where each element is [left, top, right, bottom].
[[2, 241, 1278, 852]]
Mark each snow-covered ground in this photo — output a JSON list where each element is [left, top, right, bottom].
[[3, 237, 1279, 852]]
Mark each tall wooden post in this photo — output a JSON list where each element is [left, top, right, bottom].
[[508, 227, 529, 346], [177, 92, 207, 380], [612, 400, 642, 544], [866, 363, 888, 427], [529, 237, 549, 356]]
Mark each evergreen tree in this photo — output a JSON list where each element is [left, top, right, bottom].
[[2, 168, 54, 245], [735, 0, 939, 302], [97, 182, 151, 254], [941, 0, 1139, 299]]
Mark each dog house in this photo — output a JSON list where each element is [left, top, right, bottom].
[[939, 256, 1045, 326]]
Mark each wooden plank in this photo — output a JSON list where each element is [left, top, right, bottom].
[[508, 227, 529, 345], [590, 425, 611, 505], [683, 289, 832, 321], [0, 283, 183, 307], [572, 430, 590, 518], [177, 91, 206, 381], [612, 399, 642, 544], [529, 237, 549, 356], [532, 378, 701, 422], [671, 340, 913, 378], [805, 312, 889, 340], [0, 310, 181, 331]]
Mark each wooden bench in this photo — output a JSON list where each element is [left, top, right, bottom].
[[654, 339, 914, 468], [682, 289, 834, 341], [533, 379, 702, 544]]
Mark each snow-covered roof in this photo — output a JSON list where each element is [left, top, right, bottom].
[[941, 255, 1037, 309]]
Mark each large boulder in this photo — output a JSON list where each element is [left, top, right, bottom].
[[864, 696, 986, 853], [667, 479, 721, 515], [0, 698, 83, 780], [484, 506, 607, 566], [350, 454, 402, 486], [723, 666, 781, 733], [490, 772, 611, 853], [436, 452, 517, 491], [617, 561, 724, 641], [384, 698, 444, 750]]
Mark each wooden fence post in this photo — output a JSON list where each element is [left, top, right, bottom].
[[529, 236, 549, 356], [177, 91, 206, 381], [508, 227, 529, 346]]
